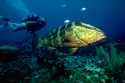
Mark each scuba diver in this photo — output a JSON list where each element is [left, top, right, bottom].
[[0, 15, 47, 56], [0, 15, 47, 75], [0, 15, 46, 33]]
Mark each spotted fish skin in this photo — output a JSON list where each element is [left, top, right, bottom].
[[38, 22, 106, 53]]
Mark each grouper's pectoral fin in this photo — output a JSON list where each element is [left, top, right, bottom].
[[57, 47, 79, 55], [69, 48, 79, 54], [61, 42, 81, 54]]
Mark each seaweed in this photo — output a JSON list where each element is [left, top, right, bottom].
[[96, 44, 125, 82]]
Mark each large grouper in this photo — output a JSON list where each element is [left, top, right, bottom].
[[38, 22, 106, 54]]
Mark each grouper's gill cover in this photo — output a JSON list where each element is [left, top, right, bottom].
[[38, 22, 106, 53]]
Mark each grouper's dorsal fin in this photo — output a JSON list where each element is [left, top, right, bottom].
[[80, 22, 103, 32]]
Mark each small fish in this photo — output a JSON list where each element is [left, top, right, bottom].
[[64, 19, 70, 24], [38, 22, 106, 54], [80, 7, 87, 11], [60, 4, 67, 8]]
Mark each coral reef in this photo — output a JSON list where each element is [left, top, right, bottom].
[[0, 38, 125, 83], [0, 45, 19, 62], [96, 44, 125, 82], [0, 59, 31, 83], [34, 41, 125, 83]]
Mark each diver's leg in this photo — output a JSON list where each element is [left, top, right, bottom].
[[0, 16, 26, 31], [7, 22, 26, 31]]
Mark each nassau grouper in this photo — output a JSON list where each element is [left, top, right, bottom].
[[38, 22, 106, 54]]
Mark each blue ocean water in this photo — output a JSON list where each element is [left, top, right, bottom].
[[1, 1, 125, 83], [0, 0, 125, 44]]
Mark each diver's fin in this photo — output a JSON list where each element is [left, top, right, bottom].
[[0, 25, 4, 28], [0, 16, 10, 28]]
